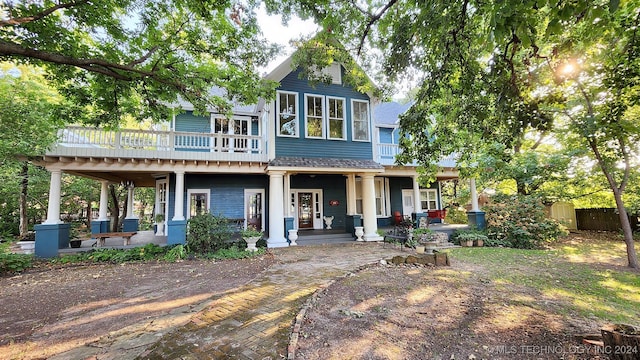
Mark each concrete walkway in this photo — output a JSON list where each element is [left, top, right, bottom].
[[49, 242, 406, 360]]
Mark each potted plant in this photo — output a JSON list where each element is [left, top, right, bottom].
[[69, 228, 82, 248], [241, 225, 263, 252], [155, 213, 165, 236]]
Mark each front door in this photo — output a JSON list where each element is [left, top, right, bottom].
[[402, 189, 414, 217], [298, 192, 314, 229], [245, 190, 263, 231]]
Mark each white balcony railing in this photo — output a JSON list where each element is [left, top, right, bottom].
[[376, 143, 457, 167], [49, 126, 267, 162]]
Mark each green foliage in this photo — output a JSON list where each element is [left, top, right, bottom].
[[186, 213, 232, 254], [54, 243, 169, 264], [485, 194, 569, 249], [163, 244, 186, 262], [240, 225, 263, 238], [444, 207, 468, 224], [0, 242, 33, 275], [454, 229, 489, 246], [1, 2, 279, 126]]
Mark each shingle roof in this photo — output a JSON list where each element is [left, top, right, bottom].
[[268, 157, 383, 169], [372, 101, 413, 126]]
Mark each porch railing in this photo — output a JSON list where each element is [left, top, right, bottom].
[[50, 126, 266, 161], [376, 143, 457, 167]]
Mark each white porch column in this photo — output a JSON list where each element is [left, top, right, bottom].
[[412, 175, 422, 214], [173, 171, 185, 221], [346, 174, 357, 215], [126, 184, 136, 219], [44, 170, 63, 224], [98, 180, 109, 221], [360, 173, 382, 241], [470, 178, 480, 211], [268, 171, 288, 247], [283, 172, 291, 217]]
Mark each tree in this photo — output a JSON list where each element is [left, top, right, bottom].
[[272, 1, 639, 267], [0, 63, 63, 237], [1, 1, 279, 125]]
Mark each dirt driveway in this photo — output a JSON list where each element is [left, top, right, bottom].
[[0, 256, 276, 359]]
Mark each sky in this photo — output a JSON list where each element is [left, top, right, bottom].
[[256, 5, 318, 74]]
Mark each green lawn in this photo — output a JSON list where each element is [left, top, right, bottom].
[[446, 232, 640, 325]]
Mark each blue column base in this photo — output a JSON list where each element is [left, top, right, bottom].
[[167, 220, 187, 245], [91, 220, 110, 236], [122, 218, 139, 232], [346, 214, 362, 236], [34, 223, 71, 258], [467, 211, 486, 230], [284, 217, 294, 244]]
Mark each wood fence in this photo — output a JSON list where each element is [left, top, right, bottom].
[[575, 208, 639, 231]]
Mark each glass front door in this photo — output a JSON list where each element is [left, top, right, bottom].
[[246, 191, 263, 231], [298, 192, 314, 229]]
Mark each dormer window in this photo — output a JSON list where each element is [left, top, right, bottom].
[[277, 91, 299, 137]]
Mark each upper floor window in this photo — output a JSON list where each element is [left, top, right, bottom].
[[277, 91, 299, 137], [351, 100, 370, 141], [305, 95, 324, 138], [327, 96, 345, 140], [304, 94, 346, 140]]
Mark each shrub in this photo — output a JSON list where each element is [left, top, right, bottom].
[[0, 252, 33, 274], [485, 194, 568, 249], [444, 207, 468, 224], [450, 228, 488, 246], [187, 213, 232, 254]]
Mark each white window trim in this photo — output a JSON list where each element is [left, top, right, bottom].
[[186, 189, 210, 219], [355, 177, 390, 218], [327, 95, 346, 141], [304, 93, 325, 139], [351, 99, 371, 142], [276, 90, 299, 138], [420, 189, 439, 210]]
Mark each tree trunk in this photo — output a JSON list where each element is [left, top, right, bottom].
[[85, 200, 92, 228], [612, 188, 639, 269], [109, 184, 120, 232], [19, 162, 29, 237]]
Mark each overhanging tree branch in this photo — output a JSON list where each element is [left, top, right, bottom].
[[0, 0, 89, 27]]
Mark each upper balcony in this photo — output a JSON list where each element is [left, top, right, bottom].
[[376, 143, 457, 168], [47, 126, 268, 163]]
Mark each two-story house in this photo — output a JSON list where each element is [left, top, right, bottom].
[[32, 54, 458, 257]]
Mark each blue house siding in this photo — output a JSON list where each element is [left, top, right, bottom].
[[379, 128, 394, 143], [275, 68, 373, 160], [388, 177, 440, 213], [291, 174, 347, 229], [175, 111, 210, 151]]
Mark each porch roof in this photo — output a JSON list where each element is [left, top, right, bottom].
[[267, 157, 383, 171]]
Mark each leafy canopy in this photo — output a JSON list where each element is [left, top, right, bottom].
[[0, 1, 280, 125]]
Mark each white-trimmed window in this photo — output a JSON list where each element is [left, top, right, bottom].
[[277, 91, 299, 137], [327, 96, 345, 140], [187, 189, 210, 219], [303, 94, 346, 140], [351, 99, 370, 141], [355, 177, 389, 217], [420, 189, 438, 210], [305, 94, 324, 138]]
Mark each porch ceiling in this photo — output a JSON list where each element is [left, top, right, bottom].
[[64, 170, 160, 187]]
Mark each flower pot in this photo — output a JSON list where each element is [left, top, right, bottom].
[[461, 239, 473, 247], [288, 229, 298, 246], [70, 239, 82, 248], [155, 221, 165, 236], [474, 239, 484, 247], [415, 245, 425, 254], [354, 226, 364, 241], [244, 236, 261, 252]]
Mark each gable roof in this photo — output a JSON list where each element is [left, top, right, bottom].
[[372, 101, 413, 127], [173, 86, 264, 116]]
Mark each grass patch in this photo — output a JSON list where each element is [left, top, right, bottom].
[[446, 233, 640, 325]]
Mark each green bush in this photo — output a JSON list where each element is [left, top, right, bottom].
[[444, 207, 468, 224], [187, 213, 232, 254], [0, 252, 33, 274], [485, 194, 568, 249]]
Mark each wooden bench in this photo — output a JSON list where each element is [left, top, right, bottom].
[[93, 232, 137, 247]]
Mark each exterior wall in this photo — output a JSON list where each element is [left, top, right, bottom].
[[168, 173, 269, 230], [175, 112, 210, 133], [388, 176, 441, 213], [379, 128, 394, 143], [290, 174, 347, 229], [275, 68, 373, 159]]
